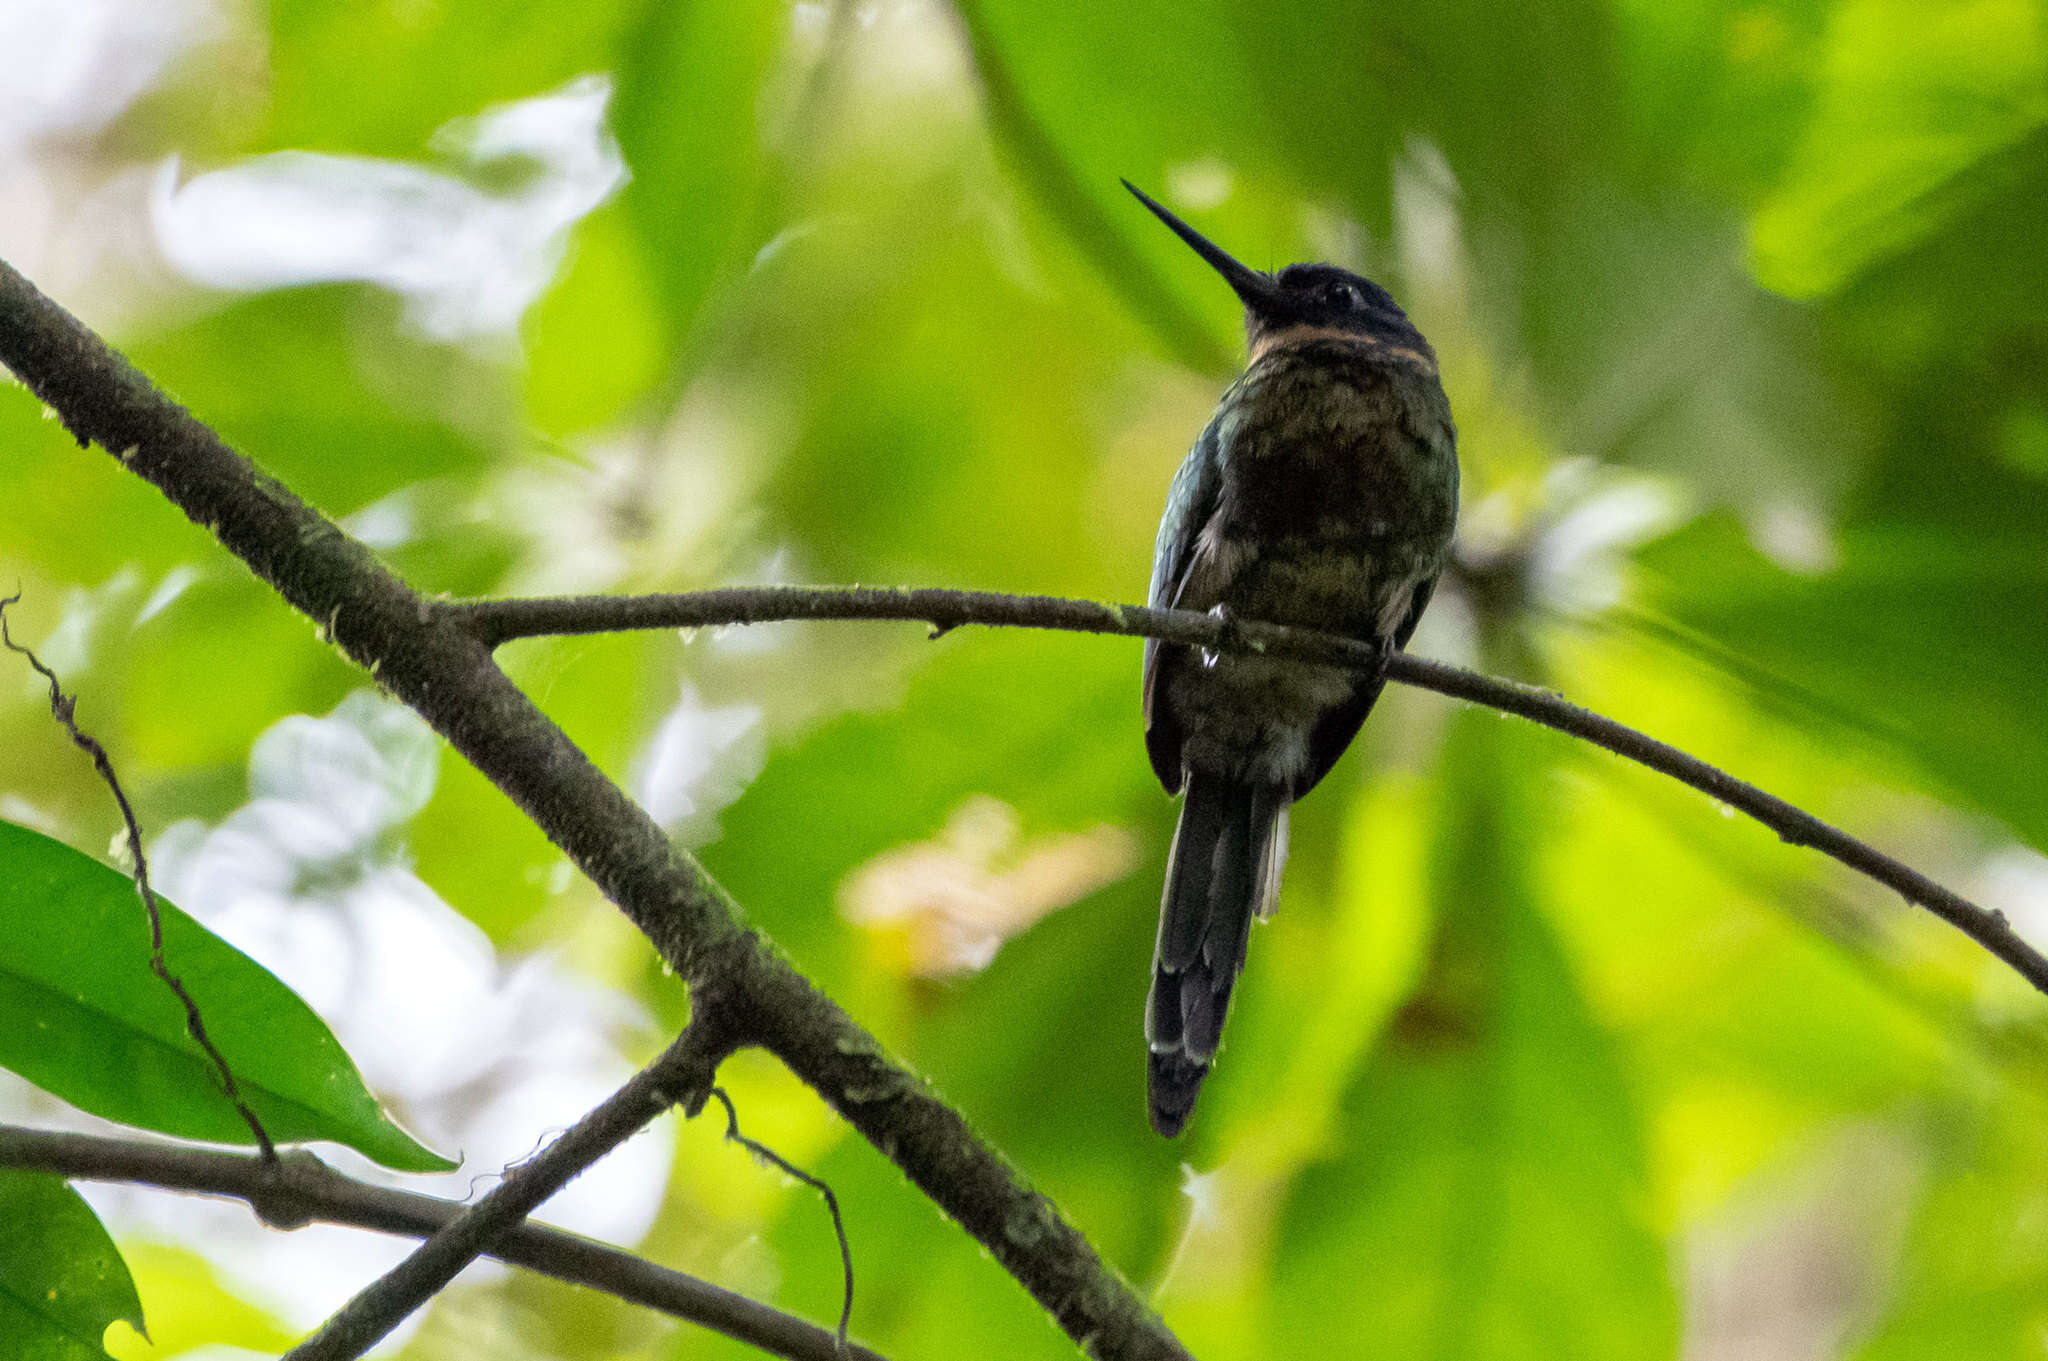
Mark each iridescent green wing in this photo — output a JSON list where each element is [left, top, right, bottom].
[[1142, 416, 1224, 792]]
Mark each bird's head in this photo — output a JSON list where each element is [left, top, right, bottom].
[[1122, 179, 1432, 367]]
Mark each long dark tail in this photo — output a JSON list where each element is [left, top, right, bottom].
[[1146, 771, 1288, 1137]]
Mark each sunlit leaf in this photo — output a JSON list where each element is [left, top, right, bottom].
[[98, 1243, 291, 1361], [523, 202, 667, 438], [124, 289, 501, 517], [0, 1171, 143, 1361], [1828, 124, 2048, 375]]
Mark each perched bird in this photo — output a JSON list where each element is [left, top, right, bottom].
[[1128, 181, 1459, 1136]]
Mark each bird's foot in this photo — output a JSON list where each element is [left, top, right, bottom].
[[1200, 603, 1240, 669]]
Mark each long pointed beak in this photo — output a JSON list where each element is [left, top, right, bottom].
[[1122, 179, 1279, 310]]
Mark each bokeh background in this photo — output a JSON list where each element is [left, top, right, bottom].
[[4, 0, 2048, 1357]]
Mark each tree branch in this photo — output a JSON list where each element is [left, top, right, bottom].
[[0, 1123, 887, 1361], [453, 585, 2048, 997], [283, 1021, 732, 1361], [0, 259, 1186, 1358]]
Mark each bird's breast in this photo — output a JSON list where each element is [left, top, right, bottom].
[[1212, 346, 1457, 552]]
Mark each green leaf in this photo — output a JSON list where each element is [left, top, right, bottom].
[[522, 202, 667, 438], [1828, 124, 2048, 377], [1855, 1289, 2047, 1361], [0, 820, 449, 1172], [707, 628, 1149, 982], [119, 574, 357, 775], [0, 1171, 144, 1361], [1268, 717, 1676, 1358]]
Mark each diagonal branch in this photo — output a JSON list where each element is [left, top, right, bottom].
[[0, 1123, 885, 1361], [452, 585, 2048, 998], [0, 260, 1190, 1360], [283, 1021, 733, 1361]]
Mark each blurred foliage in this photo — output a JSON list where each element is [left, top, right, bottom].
[[3, 0, 2047, 1357]]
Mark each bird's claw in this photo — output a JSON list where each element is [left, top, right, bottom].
[[1200, 603, 1241, 669]]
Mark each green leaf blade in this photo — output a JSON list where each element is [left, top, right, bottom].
[[0, 820, 449, 1172]]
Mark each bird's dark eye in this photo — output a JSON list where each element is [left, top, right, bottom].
[[1326, 282, 1362, 309]]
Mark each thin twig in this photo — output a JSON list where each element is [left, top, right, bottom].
[[450, 584, 2048, 997], [709, 1087, 854, 1355], [0, 593, 276, 1159], [0, 1123, 888, 1361]]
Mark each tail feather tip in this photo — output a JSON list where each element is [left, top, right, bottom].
[[1148, 1050, 1207, 1138]]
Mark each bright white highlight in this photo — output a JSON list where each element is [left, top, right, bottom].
[[153, 76, 625, 340]]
